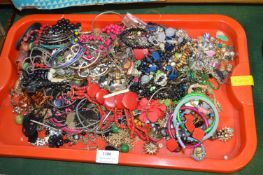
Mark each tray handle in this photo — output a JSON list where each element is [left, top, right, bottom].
[[229, 62, 253, 106], [0, 56, 14, 99]]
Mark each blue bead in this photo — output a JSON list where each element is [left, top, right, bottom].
[[168, 71, 178, 80], [165, 65, 173, 72], [152, 51, 161, 62], [165, 43, 174, 52], [149, 65, 157, 72], [146, 25, 157, 32], [54, 99, 62, 107]]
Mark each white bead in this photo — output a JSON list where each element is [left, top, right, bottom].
[[171, 62, 176, 67], [165, 27, 175, 37], [159, 43, 165, 51], [141, 75, 151, 84], [158, 32, 166, 42]]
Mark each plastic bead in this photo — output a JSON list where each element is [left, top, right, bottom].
[[165, 65, 173, 72], [185, 121, 195, 133], [111, 124, 119, 133], [115, 94, 125, 109], [166, 139, 178, 152], [132, 49, 148, 60], [96, 89, 108, 105], [165, 27, 176, 37], [192, 128, 205, 140], [152, 51, 161, 62], [149, 65, 157, 72], [120, 144, 129, 153], [104, 96, 116, 109], [168, 71, 178, 80], [87, 83, 100, 98], [15, 115, 24, 125], [122, 92, 138, 111]]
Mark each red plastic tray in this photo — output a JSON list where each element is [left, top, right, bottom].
[[0, 14, 257, 173]]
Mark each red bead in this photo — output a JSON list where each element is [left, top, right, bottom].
[[192, 128, 205, 140], [104, 96, 116, 109], [115, 94, 125, 109], [122, 92, 138, 111], [87, 83, 100, 98], [185, 114, 194, 123], [132, 49, 148, 60], [95, 89, 108, 105], [166, 139, 178, 152], [185, 121, 195, 133]]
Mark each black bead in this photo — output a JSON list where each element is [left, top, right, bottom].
[[105, 145, 118, 151]]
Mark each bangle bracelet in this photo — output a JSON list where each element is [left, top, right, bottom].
[[173, 93, 219, 142], [167, 112, 175, 139], [70, 47, 101, 70], [49, 118, 81, 135], [49, 44, 84, 69]]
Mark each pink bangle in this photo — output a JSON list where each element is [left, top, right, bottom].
[[49, 118, 81, 134]]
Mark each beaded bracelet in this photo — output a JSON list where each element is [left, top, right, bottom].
[[91, 11, 123, 32]]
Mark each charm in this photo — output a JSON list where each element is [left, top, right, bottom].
[[144, 142, 159, 155], [192, 145, 206, 161], [215, 127, 234, 142], [154, 72, 167, 86]]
